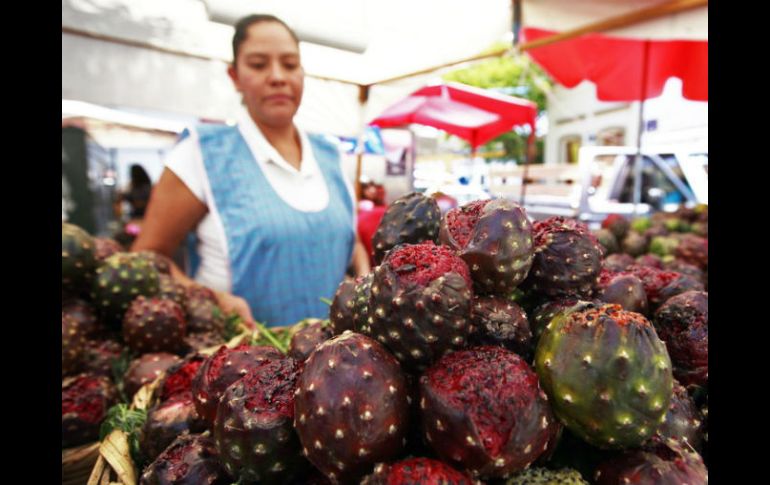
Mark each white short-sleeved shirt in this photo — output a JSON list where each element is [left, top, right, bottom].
[[165, 107, 357, 292]]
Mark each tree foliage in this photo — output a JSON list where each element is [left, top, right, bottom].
[[442, 42, 553, 163]]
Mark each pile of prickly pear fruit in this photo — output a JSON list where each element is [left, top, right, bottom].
[[61, 222, 237, 451], [65, 195, 709, 484]]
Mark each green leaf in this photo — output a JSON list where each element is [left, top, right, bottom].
[[223, 312, 243, 341], [99, 403, 148, 466], [250, 321, 288, 354], [319, 297, 333, 306]]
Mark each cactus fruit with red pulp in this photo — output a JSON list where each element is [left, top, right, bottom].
[[653, 380, 704, 450], [139, 433, 229, 485], [124, 353, 182, 399], [123, 297, 187, 354], [91, 252, 161, 326], [62, 374, 118, 448], [294, 332, 410, 484], [158, 353, 207, 402], [440, 199, 534, 296], [192, 344, 284, 426], [506, 467, 589, 485], [594, 439, 707, 485], [62, 313, 87, 377], [469, 296, 534, 360], [420, 346, 559, 479], [595, 270, 648, 315], [372, 192, 441, 265], [329, 279, 357, 334], [602, 253, 635, 273], [530, 299, 598, 342], [602, 214, 630, 240], [623, 265, 703, 311], [361, 457, 478, 485], [653, 291, 708, 387], [368, 241, 474, 370], [62, 223, 98, 296], [184, 285, 226, 335], [214, 356, 307, 484], [525, 217, 602, 299], [535, 304, 673, 449], [289, 319, 334, 361], [140, 394, 208, 461]]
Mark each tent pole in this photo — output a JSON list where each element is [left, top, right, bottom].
[[355, 85, 371, 202], [633, 40, 651, 214]]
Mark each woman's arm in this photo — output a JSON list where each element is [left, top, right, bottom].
[[350, 234, 371, 277], [130, 168, 255, 325]]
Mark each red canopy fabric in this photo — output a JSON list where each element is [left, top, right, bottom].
[[522, 27, 707, 102], [369, 83, 538, 149]]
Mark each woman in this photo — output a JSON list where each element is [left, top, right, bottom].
[[132, 14, 370, 327]]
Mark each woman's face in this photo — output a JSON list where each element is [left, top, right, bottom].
[[228, 22, 304, 129]]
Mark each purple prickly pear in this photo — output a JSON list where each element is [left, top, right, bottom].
[[184, 285, 226, 335], [214, 357, 308, 483], [524, 217, 602, 299], [294, 331, 410, 484], [595, 270, 648, 315], [62, 313, 87, 377], [62, 373, 118, 448], [62, 223, 97, 297], [594, 228, 619, 255], [352, 273, 374, 334], [368, 241, 474, 370], [663, 259, 706, 287], [372, 192, 441, 265], [622, 265, 703, 312], [157, 274, 188, 310], [289, 318, 334, 361], [535, 304, 673, 449], [621, 232, 647, 257], [192, 344, 284, 426], [181, 331, 226, 355], [82, 338, 126, 379], [530, 299, 598, 342], [329, 279, 357, 334], [440, 199, 534, 296], [635, 254, 663, 269], [362, 457, 478, 484], [124, 353, 182, 399], [420, 346, 559, 479], [601, 214, 630, 240], [594, 439, 707, 485], [62, 299, 105, 339], [653, 291, 708, 388], [123, 296, 187, 354], [140, 393, 208, 461], [93, 237, 124, 261], [508, 467, 589, 484], [674, 234, 708, 271], [469, 296, 533, 360], [91, 252, 161, 326], [158, 353, 207, 402], [139, 433, 229, 485], [602, 253, 635, 273], [652, 380, 704, 450]]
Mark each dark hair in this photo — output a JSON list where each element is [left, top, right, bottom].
[[130, 164, 151, 188], [232, 14, 300, 65]]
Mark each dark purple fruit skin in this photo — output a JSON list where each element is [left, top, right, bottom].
[[469, 296, 533, 361], [90, 252, 161, 326], [653, 381, 704, 451], [62, 223, 97, 297], [441, 199, 535, 296], [602, 254, 636, 273], [140, 394, 208, 462], [214, 358, 307, 484], [368, 251, 473, 371], [595, 271, 648, 315], [635, 254, 663, 269], [157, 274, 188, 311], [372, 192, 441, 265], [122, 297, 187, 355], [329, 279, 357, 335], [82, 338, 126, 379], [663, 260, 706, 287], [181, 331, 226, 356], [594, 439, 708, 485], [94, 237, 124, 261], [62, 313, 87, 378], [124, 353, 182, 399], [654, 291, 708, 387], [289, 319, 334, 361], [530, 299, 599, 342], [420, 346, 559, 479], [184, 285, 226, 335], [656, 275, 705, 312], [192, 345, 285, 426], [621, 232, 648, 257], [139, 433, 230, 485], [62, 374, 118, 448], [525, 217, 602, 299], [294, 332, 410, 484], [62, 299, 105, 339], [594, 229, 620, 255]]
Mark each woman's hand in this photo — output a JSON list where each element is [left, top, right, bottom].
[[215, 291, 256, 329]]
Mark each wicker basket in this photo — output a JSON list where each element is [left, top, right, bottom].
[[86, 328, 265, 485], [63, 442, 101, 485]]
